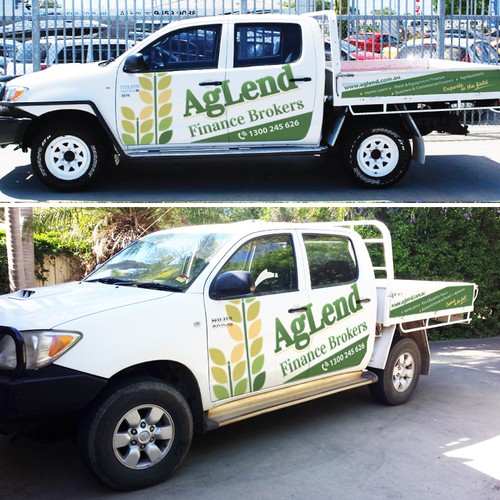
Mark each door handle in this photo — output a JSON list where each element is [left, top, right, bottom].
[[199, 81, 222, 86], [289, 77, 312, 82], [356, 298, 371, 304], [288, 306, 308, 313]]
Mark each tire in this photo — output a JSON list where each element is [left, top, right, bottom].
[[77, 377, 193, 491], [369, 338, 421, 406], [343, 125, 411, 187], [31, 121, 111, 191]]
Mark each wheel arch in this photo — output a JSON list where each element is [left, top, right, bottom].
[[104, 360, 206, 434], [397, 321, 431, 376], [23, 109, 113, 150]]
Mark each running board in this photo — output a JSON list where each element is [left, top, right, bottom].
[[126, 145, 328, 159], [205, 370, 377, 430]]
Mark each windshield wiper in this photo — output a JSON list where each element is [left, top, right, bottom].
[[135, 282, 182, 292], [98, 57, 115, 66], [86, 277, 137, 285]]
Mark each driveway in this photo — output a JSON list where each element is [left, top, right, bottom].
[[1, 336, 499, 499]]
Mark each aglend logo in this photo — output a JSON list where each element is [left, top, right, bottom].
[[275, 284, 364, 353], [184, 64, 298, 119]]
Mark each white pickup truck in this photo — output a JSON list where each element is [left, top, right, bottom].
[[0, 11, 499, 190], [0, 220, 477, 490]]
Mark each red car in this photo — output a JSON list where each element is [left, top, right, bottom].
[[346, 33, 399, 53]]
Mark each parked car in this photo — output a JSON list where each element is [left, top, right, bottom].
[[443, 28, 483, 39], [6, 37, 135, 75], [345, 32, 399, 53], [326, 39, 384, 60], [397, 38, 499, 64], [0, 38, 19, 74]]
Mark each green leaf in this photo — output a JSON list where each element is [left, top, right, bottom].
[[209, 348, 226, 366], [251, 354, 265, 375], [250, 337, 263, 357], [226, 304, 242, 324], [121, 120, 135, 134], [158, 103, 172, 117], [232, 360, 246, 381], [121, 106, 135, 120], [159, 116, 173, 131], [234, 379, 248, 396], [138, 76, 153, 90], [211, 366, 228, 384], [158, 74, 172, 90], [213, 385, 230, 400], [159, 130, 173, 144], [140, 119, 154, 134], [247, 301, 260, 322], [253, 371, 266, 391], [140, 133, 154, 145], [121, 133, 136, 145]]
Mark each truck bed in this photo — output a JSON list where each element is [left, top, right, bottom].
[[330, 58, 500, 107], [376, 279, 477, 327]]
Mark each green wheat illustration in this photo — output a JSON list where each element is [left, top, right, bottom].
[[120, 72, 173, 145], [209, 298, 266, 400]]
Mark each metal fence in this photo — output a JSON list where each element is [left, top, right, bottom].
[[1, 0, 499, 125]]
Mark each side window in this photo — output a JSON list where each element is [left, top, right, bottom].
[[234, 23, 302, 68], [141, 25, 221, 71], [219, 234, 297, 295], [58, 45, 85, 64], [304, 234, 358, 288]]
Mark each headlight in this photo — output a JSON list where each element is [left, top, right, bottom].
[[3, 85, 28, 102], [0, 330, 81, 370]]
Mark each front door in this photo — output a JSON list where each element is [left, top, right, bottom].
[[204, 232, 310, 403], [116, 22, 228, 150]]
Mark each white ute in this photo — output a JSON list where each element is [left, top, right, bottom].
[[0, 220, 478, 489], [0, 11, 499, 190]]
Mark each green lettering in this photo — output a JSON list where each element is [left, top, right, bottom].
[[184, 89, 205, 117], [277, 64, 298, 91], [275, 317, 293, 353]]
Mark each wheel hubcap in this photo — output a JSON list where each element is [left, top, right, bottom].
[[391, 352, 415, 392], [357, 134, 399, 177], [44, 135, 92, 181], [113, 404, 174, 469]]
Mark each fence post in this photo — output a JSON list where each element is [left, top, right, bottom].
[[437, 0, 445, 59], [31, 0, 41, 72]]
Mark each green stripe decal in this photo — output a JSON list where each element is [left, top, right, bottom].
[[389, 285, 475, 318], [342, 70, 500, 98], [194, 112, 313, 143]]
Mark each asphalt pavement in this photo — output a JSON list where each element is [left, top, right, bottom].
[[0, 126, 499, 203], [1, 336, 499, 499]]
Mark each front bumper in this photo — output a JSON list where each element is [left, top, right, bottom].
[[0, 326, 107, 432]]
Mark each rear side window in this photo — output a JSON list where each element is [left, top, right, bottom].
[[234, 23, 302, 67], [304, 234, 358, 288]]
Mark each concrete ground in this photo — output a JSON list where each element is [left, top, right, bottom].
[[1, 336, 499, 499]]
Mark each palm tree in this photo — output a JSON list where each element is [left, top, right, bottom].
[[5, 206, 35, 291]]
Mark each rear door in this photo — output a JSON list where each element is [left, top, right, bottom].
[[295, 230, 377, 378], [222, 18, 324, 145]]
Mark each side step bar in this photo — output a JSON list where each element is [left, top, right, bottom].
[[126, 145, 328, 159], [206, 370, 377, 430]]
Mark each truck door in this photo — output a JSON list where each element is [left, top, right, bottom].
[[295, 231, 378, 379], [204, 232, 309, 403], [115, 22, 229, 150], [222, 19, 324, 145]]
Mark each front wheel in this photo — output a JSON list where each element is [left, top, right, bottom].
[[369, 337, 421, 406], [77, 377, 193, 490], [31, 121, 111, 191], [343, 125, 411, 188]]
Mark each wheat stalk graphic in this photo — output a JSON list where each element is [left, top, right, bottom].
[[120, 72, 173, 145], [209, 298, 266, 400]]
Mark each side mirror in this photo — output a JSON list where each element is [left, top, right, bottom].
[[210, 271, 255, 300], [123, 53, 145, 73]]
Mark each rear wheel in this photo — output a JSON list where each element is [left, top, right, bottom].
[[78, 377, 193, 490], [31, 121, 111, 191], [343, 125, 411, 187], [369, 337, 421, 405]]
